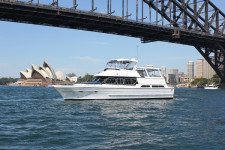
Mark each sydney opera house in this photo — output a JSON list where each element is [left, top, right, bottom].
[[17, 61, 77, 86]]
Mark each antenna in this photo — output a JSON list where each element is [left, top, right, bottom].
[[136, 45, 139, 60]]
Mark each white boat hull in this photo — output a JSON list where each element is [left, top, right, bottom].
[[53, 84, 174, 100], [204, 87, 218, 89]]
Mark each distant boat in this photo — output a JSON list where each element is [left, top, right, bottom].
[[204, 83, 219, 90], [176, 84, 188, 88]]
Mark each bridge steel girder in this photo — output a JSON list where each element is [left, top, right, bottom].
[[143, 0, 225, 34], [195, 44, 225, 83], [143, 0, 225, 83]]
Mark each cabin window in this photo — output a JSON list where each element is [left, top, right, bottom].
[[117, 62, 129, 69], [116, 78, 124, 85], [104, 78, 116, 84], [147, 69, 162, 77], [100, 77, 137, 85], [124, 78, 133, 84], [141, 85, 150, 88], [94, 77, 107, 82], [137, 70, 147, 78], [126, 62, 136, 70], [152, 85, 164, 88]]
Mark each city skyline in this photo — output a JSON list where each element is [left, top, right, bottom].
[[0, 1, 224, 78], [163, 58, 217, 83], [162, 59, 217, 85]]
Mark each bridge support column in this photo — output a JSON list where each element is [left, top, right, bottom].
[[195, 44, 225, 84]]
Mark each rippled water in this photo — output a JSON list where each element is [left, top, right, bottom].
[[0, 86, 225, 149]]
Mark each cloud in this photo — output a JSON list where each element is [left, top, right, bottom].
[[92, 41, 110, 46], [73, 56, 103, 63]]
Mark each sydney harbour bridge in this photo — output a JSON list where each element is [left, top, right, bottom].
[[0, 0, 225, 83]]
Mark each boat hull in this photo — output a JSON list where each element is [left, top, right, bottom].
[[52, 85, 174, 100], [204, 87, 219, 89]]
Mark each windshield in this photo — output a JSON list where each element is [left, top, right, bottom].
[[146, 69, 162, 77], [137, 70, 147, 78], [105, 60, 136, 70], [125, 62, 137, 70]]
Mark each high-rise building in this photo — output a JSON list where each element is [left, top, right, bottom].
[[169, 69, 179, 84], [203, 59, 216, 79], [196, 59, 203, 78], [187, 61, 194, 82], [195, 58, 216, 79]]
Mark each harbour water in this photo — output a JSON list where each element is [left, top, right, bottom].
[[0, 86, 225, 149]]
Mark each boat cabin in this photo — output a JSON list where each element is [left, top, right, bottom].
[[137, 66, 163, 78]]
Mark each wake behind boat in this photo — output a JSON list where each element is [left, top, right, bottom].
[[52, 59, 174, 100]]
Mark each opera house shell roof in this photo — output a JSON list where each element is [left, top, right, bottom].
[[20, 61, 62, 81]]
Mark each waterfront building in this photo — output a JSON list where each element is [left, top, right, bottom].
[[203, 58, 216, 79], [169, 69, 179, 84], [20, 69, 32, 79], [178, 72, 186, 83], [66, 76, 78, 82], [18, 61, 76, 86], [187, 61, 194, 82], [195, 58, 216, 79], [196, 59, 203, 78], [55, 71, 65, 81]]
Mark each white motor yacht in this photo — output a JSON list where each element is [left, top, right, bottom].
[[204, 83, 219, 89], [52, 59, 174, 100]]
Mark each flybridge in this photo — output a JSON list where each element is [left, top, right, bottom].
[[105, 59, 138, 70]]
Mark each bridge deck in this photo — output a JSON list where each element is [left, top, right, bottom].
[[0, 0, 224, 48]]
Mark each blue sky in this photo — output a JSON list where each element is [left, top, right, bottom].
[[0, 0, 224, 78]]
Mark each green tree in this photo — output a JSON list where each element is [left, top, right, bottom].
[[77, 74, 94, 83], [66, 73, 76, 77], [192, 78, 209, 86], [0, 78, 18, 85], [211, 74, 221, 85]]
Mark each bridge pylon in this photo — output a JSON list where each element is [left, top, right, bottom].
[[195, 44, 225, 84], [143, 0, 225, 84]]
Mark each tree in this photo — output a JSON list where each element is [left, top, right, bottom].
[[66, 73, 76, 77], [191, 78, 209, 86], [0, 78, 18, 85], [211, 74, 221, 85], [77, 74, 94, 83]]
